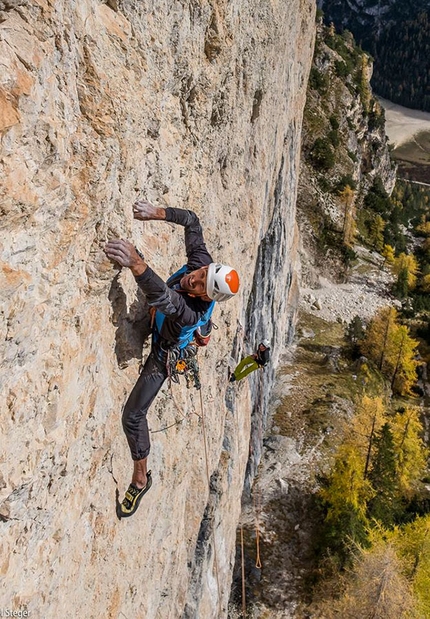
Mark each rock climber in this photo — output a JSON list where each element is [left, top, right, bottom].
[[104, 199, 240, 518], [228, 340, 271, 383]]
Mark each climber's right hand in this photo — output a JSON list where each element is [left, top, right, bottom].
[[133, 199, 166, 221], [104, 239, 147, 277]]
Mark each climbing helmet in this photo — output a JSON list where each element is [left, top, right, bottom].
[[206, 263, 240, 302]]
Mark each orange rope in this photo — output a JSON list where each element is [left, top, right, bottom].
[[240, 524, 247, 618], [253, 485, 262, 569]]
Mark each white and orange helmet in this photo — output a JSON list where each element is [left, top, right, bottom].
[[207, 263, 239, 302]]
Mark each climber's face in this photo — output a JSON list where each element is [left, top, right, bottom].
[[180, 266, 209, 299]]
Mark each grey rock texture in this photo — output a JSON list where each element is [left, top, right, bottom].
[[0, 1, 315, 616]]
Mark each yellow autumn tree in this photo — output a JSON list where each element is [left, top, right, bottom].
[[392, 253, 419, 291], [360, 308, 419, 395], [389, 326, 420, 395], [383, 244, 396, 265], [351, 395, 387, 478], [391, 407, 428, 497], [318, 542, 418, 619], [421, 273, 430, 293], [360, 306, 398, 372], [320, 443, 372, 522], [374, 516, 430, 618], [415, 220, 430, 236]]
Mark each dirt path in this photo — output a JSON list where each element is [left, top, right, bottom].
[[378, 96, 430, 148]]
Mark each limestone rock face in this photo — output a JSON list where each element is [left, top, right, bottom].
[[0, 1, 315, 616]]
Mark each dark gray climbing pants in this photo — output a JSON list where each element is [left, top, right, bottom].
[[122, 352, 168, 461]]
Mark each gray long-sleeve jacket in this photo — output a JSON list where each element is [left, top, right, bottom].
[[134, 208, 214, 346]]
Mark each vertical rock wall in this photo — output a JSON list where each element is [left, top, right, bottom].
[[0, 0, 315, 616]]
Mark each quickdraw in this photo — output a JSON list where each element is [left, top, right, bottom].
[[167, 344, 201, 390]]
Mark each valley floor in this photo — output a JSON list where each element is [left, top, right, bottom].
[[232, 249, 397, 617]]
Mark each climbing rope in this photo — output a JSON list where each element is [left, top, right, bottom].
[[253, 484, 262, 569], [240, 524, 247, 619]]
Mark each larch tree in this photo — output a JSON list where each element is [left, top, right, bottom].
[[319, 443, 372, 558], [391, 407, 428, 498], [389, 326, 419, 395], [384, 516, 430, 618], [360, 306, 398, 373], [320, 542, 417, 619], [421, 273, 430, 293], [351, 395, 387, 479], [392, 253, 419, 292], [383, 244, 396, 265]]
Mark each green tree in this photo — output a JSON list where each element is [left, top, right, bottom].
[[367, 423, 402, 526], [310, 137, 335, 170], [394, 267, 409, 299], [369, 214, 386, 252], [347, 315, 365, 349]]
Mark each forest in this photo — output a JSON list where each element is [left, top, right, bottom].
[[319, 1, 430, 112]]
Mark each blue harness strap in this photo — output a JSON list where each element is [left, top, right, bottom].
[[153, 265, 215, 352]]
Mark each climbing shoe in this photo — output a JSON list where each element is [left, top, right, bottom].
[[117, 471, 152, 519]]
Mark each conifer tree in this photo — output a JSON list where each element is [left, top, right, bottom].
[[389, 327, 419, 395], [421, 273, 430, 293], [369, 214, 385, 252], [347, 315, 365, 349], [361, 307, 397, 372], [383, 244, 395, 265], [394, 267, 409, 299], [319, 444, 372, 559], [367, 423, 402, 526], [360, 308, 419, 395], [392, 253, 419, 291], [320, 543, 417, 619], [352, 395, 387, 478], [391, 408, 428, 498], [383, 516, 430, 617]]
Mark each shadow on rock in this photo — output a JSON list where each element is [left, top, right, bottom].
[[108, 274, 152, 368]]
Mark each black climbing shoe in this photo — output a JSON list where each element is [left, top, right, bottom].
[[117, 471, 152, 519], [228, 369, 236, 383]]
